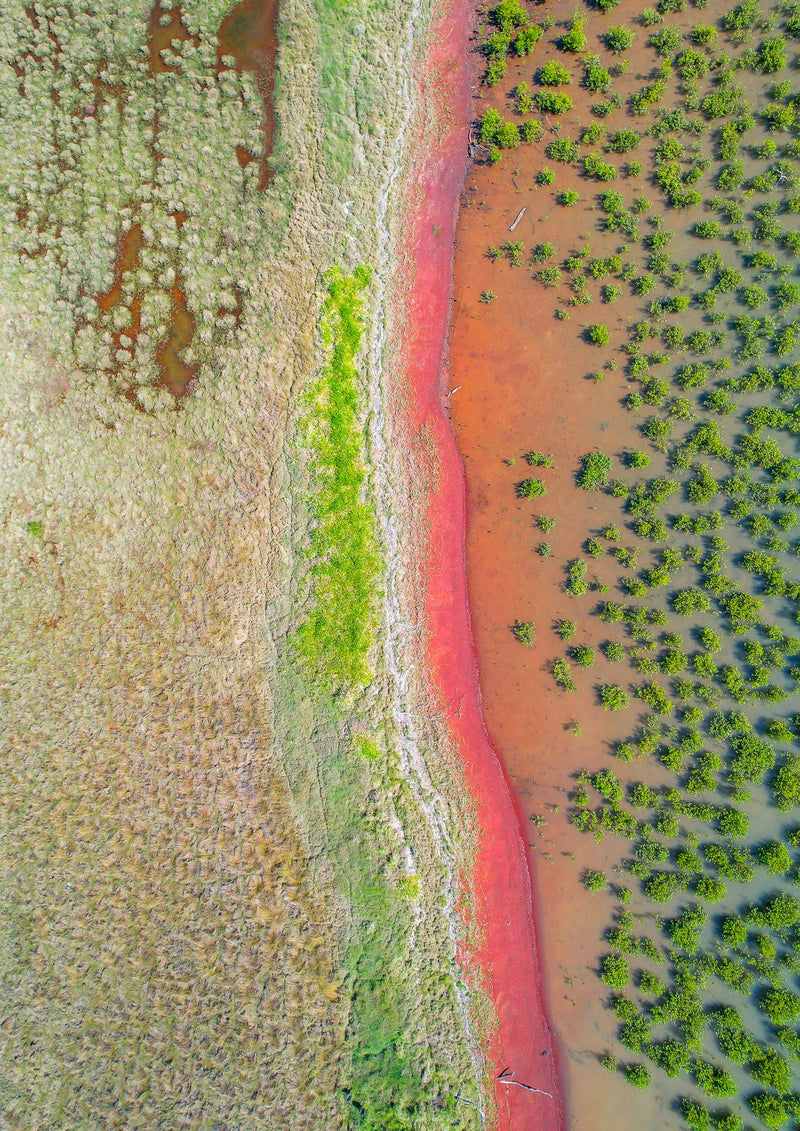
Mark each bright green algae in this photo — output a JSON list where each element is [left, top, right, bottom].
[[281, 263, 483, 1126], [295, 265, 381, 689]]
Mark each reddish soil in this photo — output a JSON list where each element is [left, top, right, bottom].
[[443, 4, 679, 1129], [393, 3, 565, 1127]]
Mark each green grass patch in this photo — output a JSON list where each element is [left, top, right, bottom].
[[275, 668, 481, 1128], [296, 265, 381, 689]]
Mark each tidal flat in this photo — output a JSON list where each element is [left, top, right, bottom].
[[449, 0, 800, 1128]]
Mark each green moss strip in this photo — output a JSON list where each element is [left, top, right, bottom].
[[288, 265, 479, 1122], [274, 662, 481, 1127], [296, 264, 381, 688]]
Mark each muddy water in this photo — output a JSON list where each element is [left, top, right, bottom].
[[448, 191, 665, 1131], [111, 0, 279, 405], [446, 4, 677, 1129], [218, 0, 280, 191], [97, 224, 144, 319], [156, 281, 199, 397], [147, 2, 198, 73]]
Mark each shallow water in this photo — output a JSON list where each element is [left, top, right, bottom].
[[218, 0, 280, 190], [447, 0, 800, 1126], [449, 152, 666, 1130]]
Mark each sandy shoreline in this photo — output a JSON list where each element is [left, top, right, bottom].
[[382, 2, 566, 1126]]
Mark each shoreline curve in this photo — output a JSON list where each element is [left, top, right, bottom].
[[388, 2, 568, 1127]]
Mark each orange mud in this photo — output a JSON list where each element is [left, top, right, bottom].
[[446, 3, 679, 1128]]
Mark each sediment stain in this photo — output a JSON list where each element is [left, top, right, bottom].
[[146, 1, 199, 74], [218, 0, 280, 191]]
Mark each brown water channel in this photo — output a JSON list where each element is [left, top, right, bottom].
[[217, 0, 279, 192]]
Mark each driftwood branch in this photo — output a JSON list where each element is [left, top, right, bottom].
[[508, 207, 526, 233], [497, 1067, 553, 1098], [468, 127, 490, 161]]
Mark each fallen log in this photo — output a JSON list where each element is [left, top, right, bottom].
[[497, 1067, 552, 1098], [508, 207, 527, 233]]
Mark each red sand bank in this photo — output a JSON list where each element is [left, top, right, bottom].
[[391, 3, 565, 1127]]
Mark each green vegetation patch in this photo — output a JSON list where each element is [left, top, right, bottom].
[[577, 450, 613, 490], [274, 668, 482, 1129], [296, 265, 381, 688], [332, 746, 470, 1127]]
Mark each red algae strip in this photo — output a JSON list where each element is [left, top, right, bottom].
[[394, 3, 565, 1127]]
